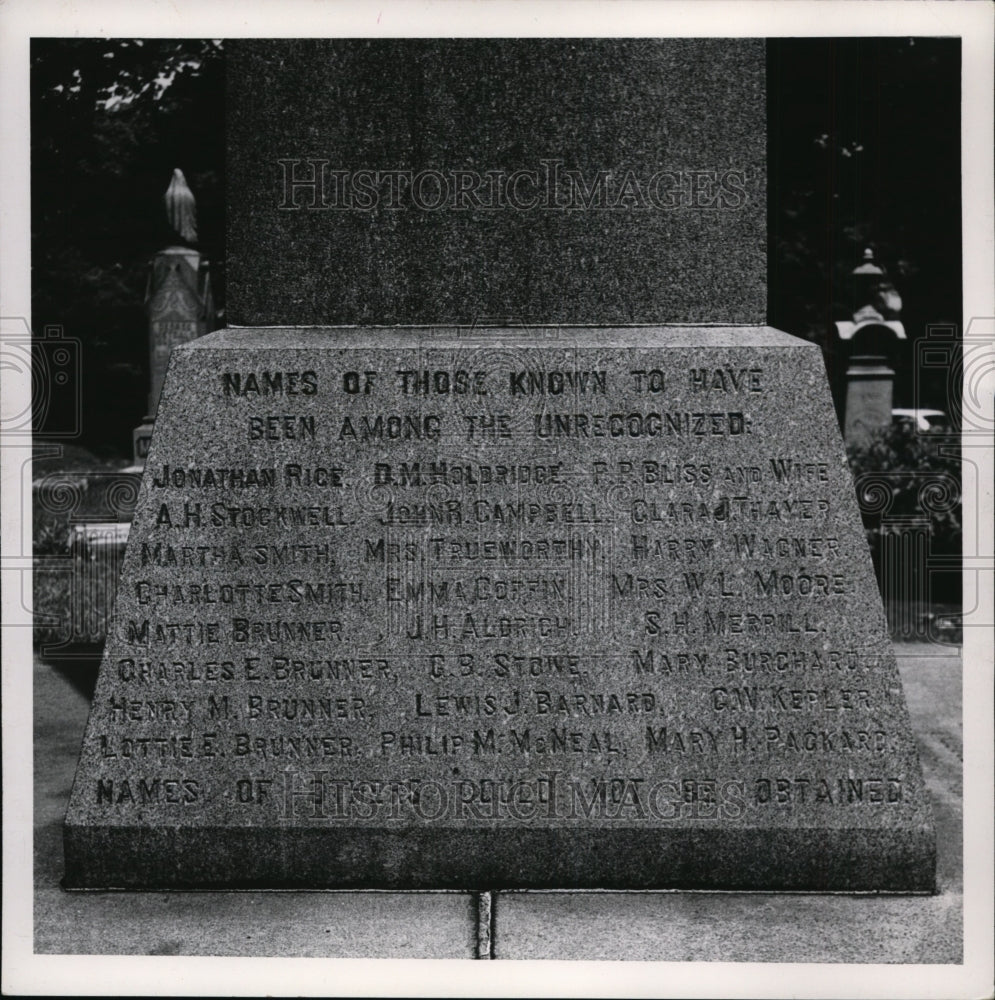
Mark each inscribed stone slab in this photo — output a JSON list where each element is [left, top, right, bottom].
[[64, 327, 935, 891]]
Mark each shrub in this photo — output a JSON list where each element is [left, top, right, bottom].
[[847, 422, 961, 621], [847, 422, 961, 551]]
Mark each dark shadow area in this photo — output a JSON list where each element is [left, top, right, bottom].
[[767, 37, 961, 386], [47, 658, 100, 700], [30, 38, 226, 458]]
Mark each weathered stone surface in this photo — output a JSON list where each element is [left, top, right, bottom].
[[64, 326, 935, 890], [145, 247, 213, 418], [226, 39, 766, 327]]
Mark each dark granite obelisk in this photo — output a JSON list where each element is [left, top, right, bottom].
[[65, 39, 935, 891], [226, 39, 766, 327]]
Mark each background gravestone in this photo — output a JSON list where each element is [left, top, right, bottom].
[[835, 249, 907, 448], [64, 38, 934, 892], [134, 169, 216, 470], [62, 173, 217, 652]]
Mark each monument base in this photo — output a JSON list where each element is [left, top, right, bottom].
[[64, 823, 934, 892], [64, 326, 936, 892]]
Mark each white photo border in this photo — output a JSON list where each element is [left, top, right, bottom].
[[2, 1, 992, 997]]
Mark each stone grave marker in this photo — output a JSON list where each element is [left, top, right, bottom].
[[65, 172, 216, 650], [65, 38, 934, 891], [64, 326, 935, 890], [133, 169, 216, 470], [836, 249, 907, 448]]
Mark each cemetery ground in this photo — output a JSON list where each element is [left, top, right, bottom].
[[33, 641, 962, 960]]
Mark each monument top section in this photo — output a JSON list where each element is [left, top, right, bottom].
[[165, 168, 198, 246], [226, 38, 767, 327]]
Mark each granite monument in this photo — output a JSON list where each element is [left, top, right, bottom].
[[64, 38, 935, 892], [226, 38, 766, 327], [836, 249, 907, 448]]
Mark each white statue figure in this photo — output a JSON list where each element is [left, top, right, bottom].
[[164, 167, 198, 245]]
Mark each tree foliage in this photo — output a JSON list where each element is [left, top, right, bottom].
[[848, 423, 961, 550], [846, 421, 961, 606]]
